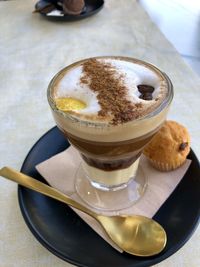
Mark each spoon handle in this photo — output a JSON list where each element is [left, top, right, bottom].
[[0, 167, 96, 218]]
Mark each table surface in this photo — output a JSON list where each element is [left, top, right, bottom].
[[0, 0, 199, 266]]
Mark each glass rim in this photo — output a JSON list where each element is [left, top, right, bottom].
[[47, 56, 174, 127]]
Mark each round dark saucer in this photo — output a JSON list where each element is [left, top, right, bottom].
[[35, 0, 104, 21], [18, 126, 200, 267]]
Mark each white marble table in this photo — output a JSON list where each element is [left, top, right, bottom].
[[0, 0, 199, 266]]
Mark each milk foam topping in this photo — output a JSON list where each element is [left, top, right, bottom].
[[53, 58, 167, 123]]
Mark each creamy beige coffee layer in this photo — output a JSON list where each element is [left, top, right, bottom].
[[49, 57, 170, 142], [82, 158, 140, 186]]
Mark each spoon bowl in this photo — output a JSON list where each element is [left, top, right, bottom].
[[0, 166, 167, 257]]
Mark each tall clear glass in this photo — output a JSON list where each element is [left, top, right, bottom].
[[47, 56, 173, 211]]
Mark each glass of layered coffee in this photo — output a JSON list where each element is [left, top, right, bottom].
[[47, 56, 173, 210]]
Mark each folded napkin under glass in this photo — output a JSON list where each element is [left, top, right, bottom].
[[36, 146, 191, 252]]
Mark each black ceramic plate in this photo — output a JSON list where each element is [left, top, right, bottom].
[[35, 0, 104, 21], [18, 127, 200, 267]]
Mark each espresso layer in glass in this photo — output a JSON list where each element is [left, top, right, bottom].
[[61, 128, 158, 171]]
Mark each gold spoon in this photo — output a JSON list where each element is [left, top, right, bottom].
[[0, 166, 167, 257]]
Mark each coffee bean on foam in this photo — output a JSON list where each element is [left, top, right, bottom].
[[137, 84, 155, 94]]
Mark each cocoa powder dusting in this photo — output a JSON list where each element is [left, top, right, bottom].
[[80, 59, 141, 125]]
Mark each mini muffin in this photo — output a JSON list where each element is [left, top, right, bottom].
[[143, 120, 190, 171]]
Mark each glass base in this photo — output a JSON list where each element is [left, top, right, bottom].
[[75, 165, 147, 211]]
